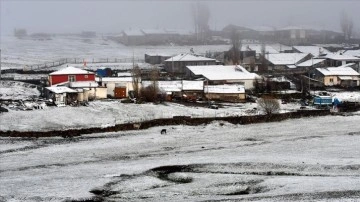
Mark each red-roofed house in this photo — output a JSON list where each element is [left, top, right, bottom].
[[49, 66, 95, 86]]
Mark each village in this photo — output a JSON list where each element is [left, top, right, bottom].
[[2, 1, 360, 201], [1, 31, 360, 117]]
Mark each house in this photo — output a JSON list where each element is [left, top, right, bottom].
[[204, 84, 246, 102], [315, 65, 360, 87], [119, 29, 146, 46], [266, 53, 311, 71], [145, 53, 171, 65], [164, 53, 217, 76], [96, 77, 134, 98], [44, 86, 78, 106], [49, 66, 95, 86], [186, 65, 260, 89]]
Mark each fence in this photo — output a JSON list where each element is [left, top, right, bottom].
[[21, 57, 145, 71]]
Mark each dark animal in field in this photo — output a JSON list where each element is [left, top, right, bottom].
[[161, 129, 167, 134]]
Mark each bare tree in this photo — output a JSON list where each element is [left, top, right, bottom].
[[257, 96, 280, 115], [228, 28, 242, 65], [141, 67, 160, 103], [192, 2, 210, 42], [131, 64, 141, 99], [340, 11, 354, 41]]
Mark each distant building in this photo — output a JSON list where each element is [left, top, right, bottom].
[[145, 53, 171, 65], [186, 65, 260, 89], [266, 53, 312, 71], [49, 66, 95, 86], [164, 53, 217, 76], [315, 65, 360, 87], [14, 28, 27, 39]]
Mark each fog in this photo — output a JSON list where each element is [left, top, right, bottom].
[[1, 0, 359, 35]]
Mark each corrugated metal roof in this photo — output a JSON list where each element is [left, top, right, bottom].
[[45, 86, 77, 94]]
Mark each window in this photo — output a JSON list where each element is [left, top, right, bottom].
[[69, 75, 75, 82], [84, 75, 88, 79], [329, 78, 333, 83]]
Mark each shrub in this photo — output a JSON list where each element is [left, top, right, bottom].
[[257, 96, 280, 115]]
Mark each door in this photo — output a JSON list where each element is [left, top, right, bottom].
[[114, 87, 127, 98]]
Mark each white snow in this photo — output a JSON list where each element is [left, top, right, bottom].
[[0, 81, 40, 100], [0, 115, 359, 201]]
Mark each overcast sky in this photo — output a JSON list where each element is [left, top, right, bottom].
[[1, 0, 359, 35]]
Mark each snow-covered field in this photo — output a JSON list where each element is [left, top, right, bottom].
[[0, 80, 40, 100], [0, 115, 359, 201], [0, 99, 301, 132], [1, 35, 230, 70]]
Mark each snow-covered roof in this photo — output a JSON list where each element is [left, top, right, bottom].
[[142, 81, 182, 92], [50, 66, 94, 75], [323, 53, 360, 61], [95, 77, 132, 82], [141, 29, 169, 35], [117, 72, 132, 77], [267, 53, 309, 65], [241, 44, 279, 54], [316, 66, 360, 76], [182, 80, 204, 91], [165, 53, 215, 62], [296, 58, 326, 67], [145, 53, 172, 57], [268, 43, 293, 52], [69, 81, 99, 88], [342, 50, 360, 58], [187, 65, 259, 81], [45, 86, 77, 94], [248, 26, 276, 32], [293, 46, 331, 57], [204, 84, 245, 94]]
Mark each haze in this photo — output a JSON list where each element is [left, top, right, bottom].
[[1, 0, 360, 35]]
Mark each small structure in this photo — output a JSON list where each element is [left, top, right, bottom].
[[142, 80, 182, 101], [164, 53, 217, 76], [44, 86, 78, 106], [96, 67, 112, 77], [204, 84, 246, 102], [313, 95, 332, 107], [315, 65, 360, 87], [96, 77, 134, 98]]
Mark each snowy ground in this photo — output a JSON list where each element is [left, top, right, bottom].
[[0, 99, 302, 132], [1, 35, 230, 70], [0, 80, 40, 100], [0, 115, 359, 201]]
